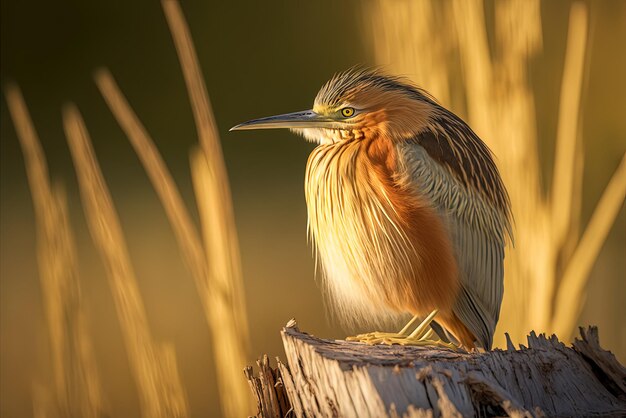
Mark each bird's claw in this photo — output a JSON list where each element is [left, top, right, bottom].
[[345, 309, 461, 350], [347, 332, 458, 349]]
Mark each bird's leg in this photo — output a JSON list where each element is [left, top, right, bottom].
[[346, 310, 459, 349], [346, 310, 438, 344], [397, 314, 422, 335]]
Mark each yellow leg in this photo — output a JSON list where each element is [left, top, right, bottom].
[[346, 310, 459, 349]]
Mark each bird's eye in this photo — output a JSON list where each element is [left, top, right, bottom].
[[340, 107, 355, 118]]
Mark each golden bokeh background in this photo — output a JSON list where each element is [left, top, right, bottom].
[[1, 1, 624, 417]]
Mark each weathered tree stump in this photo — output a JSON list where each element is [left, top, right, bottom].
[[245, 320, 626, 418]]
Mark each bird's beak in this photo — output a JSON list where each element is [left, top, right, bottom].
[[229, 110, 337, 131]]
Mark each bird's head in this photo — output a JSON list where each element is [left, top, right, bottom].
[[230, 68, 439, 144]]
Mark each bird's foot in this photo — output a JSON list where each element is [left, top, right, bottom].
[[346, 310, 460, 350], [346, 332, 457, 348]]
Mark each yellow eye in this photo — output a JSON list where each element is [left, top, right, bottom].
[[341, 107, 355, 118]]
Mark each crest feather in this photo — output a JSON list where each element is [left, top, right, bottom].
[[315, 66, 437, 108]]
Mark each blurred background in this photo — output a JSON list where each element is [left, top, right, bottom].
[[1, 1, 624, 417]]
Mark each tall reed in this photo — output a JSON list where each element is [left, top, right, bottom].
[[63, 105, 189, 418], [92, 1, 253, 415], [6, 85, 104, 418], [161, 0, 251, 413], [364, 0, 626, 345]]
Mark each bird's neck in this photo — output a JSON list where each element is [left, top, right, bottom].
[[305, 134, 403, 221]]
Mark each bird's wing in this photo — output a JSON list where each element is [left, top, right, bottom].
[[446, 216, 505, 349], [397, 136, 511, 349]]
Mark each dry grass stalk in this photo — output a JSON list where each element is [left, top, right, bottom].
[[551, 2, 589, 256], [62, 104, 189, 418], [94, 1, 251, 413], [162, 0, 252, 415], [5, 84, 104, 418], [94, 69, 209, 294], [96, 64, 251, 417], [553, 153, 626, 338], [547, 2, 625, 339], [543, 2, 587, 333], [190, 149, 252, 415], [363, 0, 625, 346]]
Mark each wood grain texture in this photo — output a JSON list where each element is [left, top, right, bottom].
[[245, 355, 292, 418], [246, 321, 625, 418]]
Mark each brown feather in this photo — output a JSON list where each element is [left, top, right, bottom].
[[365, 136, 460, 316]]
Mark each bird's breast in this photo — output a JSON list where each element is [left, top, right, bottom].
[[304, 138, 459, 326]]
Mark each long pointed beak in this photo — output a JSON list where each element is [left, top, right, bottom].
[[229, 110, 337, 131]]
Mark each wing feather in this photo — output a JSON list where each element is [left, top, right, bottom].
[[448, 216, 505, 348], [397, 140, 509, 348]]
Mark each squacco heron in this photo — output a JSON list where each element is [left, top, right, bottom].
[[231, 68, 512, 350]]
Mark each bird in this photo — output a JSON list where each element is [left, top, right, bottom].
[[231, 68, 512, 350]]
